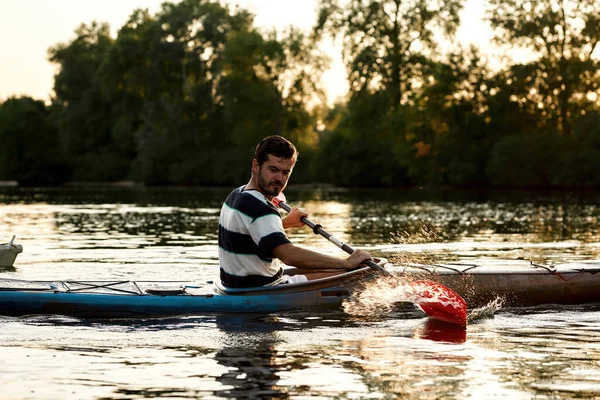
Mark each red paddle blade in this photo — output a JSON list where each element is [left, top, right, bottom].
[[411, 280, 467, 326]]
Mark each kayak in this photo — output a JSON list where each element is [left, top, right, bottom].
[[0, 258, 467, 324], [4, 258, 595, 319], [0, 263, 382, 318], [0, 236, 22, 267], [395, 261, 600, 307]]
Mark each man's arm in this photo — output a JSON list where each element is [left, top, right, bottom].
[[273, 243, 372, 270]]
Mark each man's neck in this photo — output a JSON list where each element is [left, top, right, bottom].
[[244, 178, 257, 192], [244, 179, 272, 200]]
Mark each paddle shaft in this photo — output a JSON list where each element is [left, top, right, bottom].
[[273, 199, 390, 275]]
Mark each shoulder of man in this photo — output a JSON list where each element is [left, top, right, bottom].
[[225, 187, 280, 220]]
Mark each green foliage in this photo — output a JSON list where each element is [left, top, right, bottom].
[[556, 110, 600, 186], [317, 91, 410, 186], [45, 0, 322, 186], [0, 97, 68, 185], [312, 0, 469, 186], [49, 22, 130, 181], [316, 0, 464, 107], [403, 48, 494, 186], [312, 0, 600, 188], [486, 133, 565, 187], [486, 0, 600, 136]]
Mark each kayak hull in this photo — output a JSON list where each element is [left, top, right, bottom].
[[396, 261, 600, 307], [0, 288, 348, 318]]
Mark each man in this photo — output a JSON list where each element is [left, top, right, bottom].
[[218, 135, 373, 288]]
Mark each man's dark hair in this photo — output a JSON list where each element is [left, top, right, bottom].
[[254, 135, 298, 166]]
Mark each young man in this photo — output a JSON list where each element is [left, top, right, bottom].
[[218, 135, 373, 288]]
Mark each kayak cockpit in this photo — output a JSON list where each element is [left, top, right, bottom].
[[0, 258, 388, 298], [214, 258, 388, 296]]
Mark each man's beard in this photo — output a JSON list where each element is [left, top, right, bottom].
[[257, 172, 284, 197]]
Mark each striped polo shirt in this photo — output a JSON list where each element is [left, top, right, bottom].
[[218, 186, 291, 288]]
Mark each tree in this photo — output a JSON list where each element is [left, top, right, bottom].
[[105, 0, 324, 185], [315, 0, 464, 110], [395, 46, 494, 186], [311, 0, 465, 187], [49, 22, 129, 181], [0, 97, 68, 185], [219, 26, 327, 182], [486, 0, 600, 136]]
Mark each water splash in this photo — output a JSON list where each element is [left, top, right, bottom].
[[343, 274, 467, 326], [387, 224, 459, 265], [390, 223, 440, 245], [388, 252, 443, 265], [345, 273, 503, 324], [343, 275, 418, 318], [467, 297, 504, 323]]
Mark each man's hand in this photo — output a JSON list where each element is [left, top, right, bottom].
[[345, 249, 373, 269], [282, 207, 308, 229]]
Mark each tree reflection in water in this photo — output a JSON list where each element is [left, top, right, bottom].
[[215, 315, 286, 398]]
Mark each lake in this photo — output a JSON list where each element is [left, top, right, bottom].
[[1, 185, 600, 399]]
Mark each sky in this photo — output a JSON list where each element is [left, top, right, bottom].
[[0, 0, 491, 104]]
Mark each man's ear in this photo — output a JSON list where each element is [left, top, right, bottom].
[[251, 159, 259, 175]]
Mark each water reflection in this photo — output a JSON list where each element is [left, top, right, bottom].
[[215, 342, 283, 398], [2, 309, 600, 399], [54, 208, 219, 245], [335, 332, 471, 398], [415, 319, 467, 343], [215, 314, 374, 398], [469, 310, 600, 398], [351, 201, 600, 245]]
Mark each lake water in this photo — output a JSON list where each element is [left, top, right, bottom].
[[1, 186, 600, 399]]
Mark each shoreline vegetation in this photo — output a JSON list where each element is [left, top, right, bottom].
[[1, 0, 599, 190]]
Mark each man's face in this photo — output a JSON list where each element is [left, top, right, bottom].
[[253, 154, 296, 197]]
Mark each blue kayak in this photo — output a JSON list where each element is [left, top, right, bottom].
[[0, 264, 379, 318]]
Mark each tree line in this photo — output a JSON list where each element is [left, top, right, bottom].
[[1, 0, 599, 188]]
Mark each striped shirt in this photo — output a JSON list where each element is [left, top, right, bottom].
[[218, 186, 291, 288]]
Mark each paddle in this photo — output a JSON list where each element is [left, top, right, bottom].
[[272, 195, 467, 326]]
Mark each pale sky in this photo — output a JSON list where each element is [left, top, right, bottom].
[[0, 0, 491, 104]]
